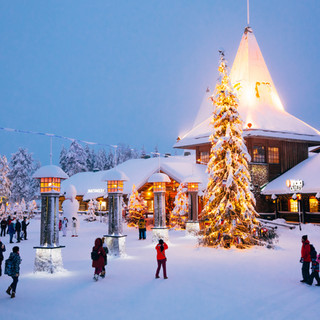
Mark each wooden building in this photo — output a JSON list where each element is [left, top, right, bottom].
[[174, 26, 320, 213]]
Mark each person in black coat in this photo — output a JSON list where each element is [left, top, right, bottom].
[[15, 219, 21, 243], [21, 217, 29, 240], [0, 239, 6, 276], [1, 218, 7, 237]]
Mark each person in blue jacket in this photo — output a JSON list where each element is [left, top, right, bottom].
[[5, 246, 22, 298], [8, 221, 15, 243]]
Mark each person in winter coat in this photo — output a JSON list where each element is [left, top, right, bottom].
[[5, 246, 22, 298], [15, 219, 21, 243], [155, 239, 168, 279], [62, 217, 68, 237], [91, 238, 106, 281], [138, 217, 146, 240], [71, 217, 78, 237], [6, 216, 12, 235], [0, 239, 6, 276], [300, 235, 311, 283], [1, 218, 7, 236], [308, 252, 320, 286], [8, 221, 15, 243], [21, 217, 29, 240], [100, 237, 109, 278]]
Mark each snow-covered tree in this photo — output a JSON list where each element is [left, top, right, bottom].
[[85, 145, 96, 172], [0, 155, 11, 202], [21, 198, 27, 213], [28, 200, 37, 216], [127, 184, 147, 227], [59, 146, 68, 173], [95, 149, 108, 171], [9, 148, 39, 203], [171, 183, 188, 229], [152, 145, 159, 157], [199, 52, 261, 249], [64, 141, 88, 176], [87, 199, 97, 221]]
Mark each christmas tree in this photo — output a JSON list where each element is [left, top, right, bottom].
[[127, 184, 146, 227], [171, 183, 188, 229], [199, 51, 261, 249]]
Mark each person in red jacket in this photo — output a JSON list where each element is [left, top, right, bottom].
[[92, 238, 106, 281], [155, 239, 168, 279], [300, 235, 311, 283]]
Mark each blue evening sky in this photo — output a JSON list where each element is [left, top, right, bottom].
[[0, 1, 319, 165]]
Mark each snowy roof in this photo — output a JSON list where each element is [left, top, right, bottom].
[[175, 27, 320, 149], [33, 165, 69, 179], [101, 169, 129, 182], [148, 173, 171, 183], [261, 153, 320, 195], [61, 156, 208, 199]]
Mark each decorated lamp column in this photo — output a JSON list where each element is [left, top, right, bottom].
[[183, 176, 201, 235], [102, 170, 128, 257], [32, 165, 68, 273], [148, 173, 171, 242]]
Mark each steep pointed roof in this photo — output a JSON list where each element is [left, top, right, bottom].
[[175, 27, 320, 148]]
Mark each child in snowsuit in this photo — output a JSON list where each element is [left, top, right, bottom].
[[62, 217, 68, 237], [308, 253, 320, 286], [155, 239, 168, 279], [5, 246, 22, 298], [91, 238, 106, 281]]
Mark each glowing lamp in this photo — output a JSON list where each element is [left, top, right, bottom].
[[102, 170, 129, 194], [286, 180, 291, 188], [297, 194, 302, 201], [148, 173, 170, 192], [33, 165, 69, 194], [183, 176, 201, 193]]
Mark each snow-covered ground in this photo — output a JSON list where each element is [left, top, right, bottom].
[[1, 216, 320, 320]]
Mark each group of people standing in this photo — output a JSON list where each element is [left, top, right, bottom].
[[90, 235, 169, 281], [1, 216, 29, 243], [300, 235, 320, 286], [60, 217, 78, 237]]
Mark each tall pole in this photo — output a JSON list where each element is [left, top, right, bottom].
[[50, 137, 53, 165], [247, 0, 250, 25]]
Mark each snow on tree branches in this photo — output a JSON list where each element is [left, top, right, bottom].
[[127, 184, 147, 227], [170, 183, 188, 229], [199, 51, 273, 249]]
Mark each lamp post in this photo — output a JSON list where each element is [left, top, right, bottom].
[[271, 194, 278, 219], [32, 165, 68, 273], [102, 169, 128, 257], [148, 173, 170, 242], [183, 176, 201, 235]]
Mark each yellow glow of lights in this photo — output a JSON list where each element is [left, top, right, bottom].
[[153, 182, 166, 193], [187, 183, 199, 193], [40, 177, 61, 193], [107, 180, 124, 193]]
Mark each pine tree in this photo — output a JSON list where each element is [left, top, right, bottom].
[[171, 183, 188, 229], [59, 146, 68, 173], [9, 148, 39, 203], [0, 155, 11, 202], [64, 141, 88, 176], [199, 52, 261, 249], [127, 184, 147, 227], [85, 145, 96, 172]]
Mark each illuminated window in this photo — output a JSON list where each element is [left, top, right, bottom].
[[153, 182, 166, 192], [40, 177, 61, 193], [268, 147, 279, 164], [253, 146, 265, 163], [187, 183, 199, 192], [309, 198, 319, 213], [107, 180, 123, 193], [200, 151, 209, 164], [289, 199, 298, 212]]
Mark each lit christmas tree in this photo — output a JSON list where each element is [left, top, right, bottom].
[[127, 184, 146, 227], [199, 51, 261, 249], [170, 183, 188, 229]]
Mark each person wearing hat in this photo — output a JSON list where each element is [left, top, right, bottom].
[[300, 235, 311, 283]]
